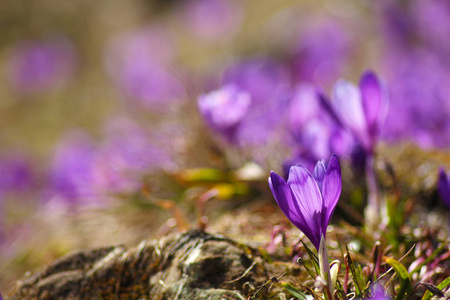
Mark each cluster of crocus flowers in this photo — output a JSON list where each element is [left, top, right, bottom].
[[269, 154, 341, 298]]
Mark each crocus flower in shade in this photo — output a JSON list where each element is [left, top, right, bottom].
[[268, 154, 341, 250], [7, 36, 77, 95], [198, 84, 251, 143], [438, 168, 450, 209], [331, 71, 388, 153]]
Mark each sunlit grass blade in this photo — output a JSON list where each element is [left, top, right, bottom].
[[383, 256, 413, 300], [176, 168, 228, 183]]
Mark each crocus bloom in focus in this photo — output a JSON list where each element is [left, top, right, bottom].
[[198, 84, 251, 142], [438, 167, 450, 209], [268, 154, 341, 250], [331, 71, 388, 153]]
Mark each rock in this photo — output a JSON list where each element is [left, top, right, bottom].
[[8, 230, 300, 299]]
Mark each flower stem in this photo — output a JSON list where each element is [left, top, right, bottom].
[[364, 153, 380, 233], [319, 235, 333, 300]]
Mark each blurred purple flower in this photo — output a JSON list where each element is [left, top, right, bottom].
[[198, 84, 251, 142], [269, 154, 341, 250], [7, 36, 77, 94], [382, 51, 450, 148], [93, 118, 170, 194], [292, 19, 353, 85], [438, 167, 450, 209], [411, 0, 450, 53], [222, 57, 291, 145], [370, 285, 391, 300], [0, 153, 33, 193], [375, 1, 414, 53], [375, 0, 450, 149], [286, 84, 354, 172], [180, 0, 243, 41], [224, 58, 289, 105], [331, 71, 388, 153], [105, 27, 184, 109], [49, 132, 101, 207]]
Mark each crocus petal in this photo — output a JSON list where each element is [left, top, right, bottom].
[[360, 71, 388, 138], [287, 165, 323, 247], [322, 154, 342, 226], [332, 79, 370, 149], [438, 168, 450, 209], [269, 172, 318, 247], [269, 172, 308, 230], [313, 159, 327, 192], [288, 165, 323, 217]]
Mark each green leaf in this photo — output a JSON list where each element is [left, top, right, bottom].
[[282, 282, 310, 300], [176, 168, 227, 182], [383, 256, 413, 300], [345, 245, 363, 295], [213, 182, 249, 199], [422, 277, 450, 300], [301, 240, 319, 276]]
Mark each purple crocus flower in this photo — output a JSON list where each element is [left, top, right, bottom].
[[198, 84, 251, 142], [438, 168, 450, 209], [331, 71, 388, 154], [268, 154, 341, 250]]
